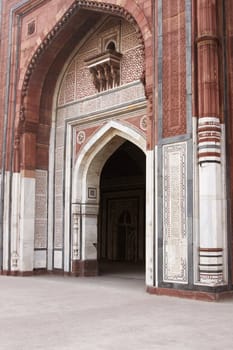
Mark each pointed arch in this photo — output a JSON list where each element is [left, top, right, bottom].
[[72, 120, 146, 203]]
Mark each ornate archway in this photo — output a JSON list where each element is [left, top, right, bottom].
[[71, 120, 147, 276], [5, 1, 154, 279]]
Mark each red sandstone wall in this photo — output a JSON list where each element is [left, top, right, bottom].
[[162, 0, 186, 138], [0, 0, 152, 172], [0, 0, 19, 166]]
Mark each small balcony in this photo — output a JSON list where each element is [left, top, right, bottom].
[[85, 46, 122, 93]]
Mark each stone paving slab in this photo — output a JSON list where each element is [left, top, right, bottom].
[[0, 275, 232, 350]]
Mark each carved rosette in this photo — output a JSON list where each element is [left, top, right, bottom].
[[197, 117, 221, 164], [77, 131, 86, 145], [140, 116, 147, 131]]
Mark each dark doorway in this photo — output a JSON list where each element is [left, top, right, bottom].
[[98, 140, 146, 278]]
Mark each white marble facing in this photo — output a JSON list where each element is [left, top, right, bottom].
[[48, 120, 56, 270], [199, 163, 223, 248], [197, 123, 228, 285], [58, 81, 145, 120], [35, 170, 48, 250], [63, 124, 72, 272], [192, 117, 200, 284], [19, 177, 35, 272], [11, 173, 21, 270], [34, 250, 47, 268], [163, 142, 188, 283], [145, 149, 156, 287], [220, 125, 228, 283], [53, 250, 63, 269]]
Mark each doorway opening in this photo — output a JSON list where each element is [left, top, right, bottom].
[[98, 140, 146, 279]]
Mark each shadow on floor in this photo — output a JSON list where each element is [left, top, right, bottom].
[[99, 261, 145, 280]]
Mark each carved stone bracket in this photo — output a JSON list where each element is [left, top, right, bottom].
[[85, 49, 122, 92]]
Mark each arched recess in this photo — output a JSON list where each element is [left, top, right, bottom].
[[16, 0, 152, 172], [71, 120, 147, 276]]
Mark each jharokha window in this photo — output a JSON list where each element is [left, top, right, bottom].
[[85, 40, 122, 92]]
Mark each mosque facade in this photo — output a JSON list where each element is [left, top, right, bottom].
[[0, 0, 233, 300]]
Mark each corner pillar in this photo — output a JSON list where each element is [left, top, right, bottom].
[[197, 0, 227, 285]]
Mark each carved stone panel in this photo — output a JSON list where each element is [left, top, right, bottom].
[[163, 142, 188, 283], [35, 170, 48, 249]]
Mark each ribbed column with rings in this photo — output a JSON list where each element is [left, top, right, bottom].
[[196, 0, 226, 285]]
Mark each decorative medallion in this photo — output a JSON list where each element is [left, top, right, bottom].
[[140, 116, 147, 131], [77, 130, 86, 144], [27, 20, 36, 36]]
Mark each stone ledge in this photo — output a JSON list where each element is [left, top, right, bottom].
[[146, 286, 233, 302]]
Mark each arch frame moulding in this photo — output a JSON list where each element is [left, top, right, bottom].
[[53, 115, 156, 285]]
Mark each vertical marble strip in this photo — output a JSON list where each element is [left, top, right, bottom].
[[35, 170, 48, 250], [54, 122, 64, 251], [146, 149, 156, 287], [162, 0, 186, 138], [47, 120, 55, 270], [163, 142, 188, 283], [19, 177, 35, 272], [72, 203, 82, 262], [11, 173, 20, 270]]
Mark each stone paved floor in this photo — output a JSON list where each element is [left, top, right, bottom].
[[0, 274, 232, 350]]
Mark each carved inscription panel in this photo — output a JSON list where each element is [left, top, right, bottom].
[[35, 170, 48, 249], [163, 142, 187, 283]]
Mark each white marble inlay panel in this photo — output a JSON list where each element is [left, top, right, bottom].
[[54, 219, 63, 249], [55, 148, 64, 170], [34, 250, 47, 268], [55, 171, 63, 195], [59, 81, 145, 120], [35, 170, 48, 250], [55, 127, 65, 147], [54, 250, 63, 269], [35, 221, 47, 248], [163, 142, 188, 283]]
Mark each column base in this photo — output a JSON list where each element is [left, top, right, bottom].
[[72, 260, 98, 276], [147, 286, 233, 302]]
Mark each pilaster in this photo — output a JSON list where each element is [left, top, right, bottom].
[[196, 0, 227, 285]]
